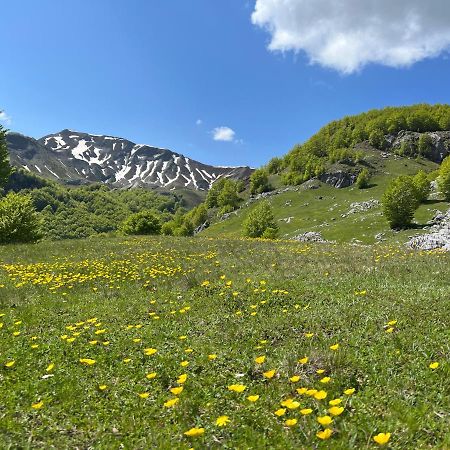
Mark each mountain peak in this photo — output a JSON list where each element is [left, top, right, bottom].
[[7, 130, 252, 190]]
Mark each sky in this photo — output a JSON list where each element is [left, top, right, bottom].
[[2, 0, 450, 167]]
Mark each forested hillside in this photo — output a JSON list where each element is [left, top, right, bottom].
[[272, 104, 450, 185]]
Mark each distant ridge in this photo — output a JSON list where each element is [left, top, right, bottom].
[[6, 129, 252, 190]]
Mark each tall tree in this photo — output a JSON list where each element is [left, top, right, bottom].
[[0, 120, 12, 187]]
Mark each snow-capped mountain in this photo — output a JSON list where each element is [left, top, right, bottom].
[[6, 129, 252, 190]]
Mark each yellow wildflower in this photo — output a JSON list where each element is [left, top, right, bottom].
[[184, 427, 205, 437], [163, 398, 179, 408], [228, 384, 246, 393], [263, 369, 276, 379], [317, 415, 333, 426], [316, 428, 333, 440], [215, 415, 230, 427], [373, 433, 391, 445]]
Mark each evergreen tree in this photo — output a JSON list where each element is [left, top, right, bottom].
[[0, 122, 12, 187]]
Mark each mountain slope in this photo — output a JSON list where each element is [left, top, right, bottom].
[[203, 148, 448, 245], [7, 129, 252, 190]]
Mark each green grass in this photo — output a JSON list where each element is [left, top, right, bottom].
[[203, 152, 449, 244], [0, 236, 449, 448]]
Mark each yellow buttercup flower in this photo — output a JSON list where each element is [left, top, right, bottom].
[[5, 361, 15, 368], [285, 418, 298, 427], [46, 363, 54, 372], [247, 395, 260, 402], [99, 385, 108, 391], [146, 372, 157, 379], [316, 428, 333, 440], [144, 348, 157, 356], [31, 401, 44, 409], [180, 360, 189, 367], [289, 375, 300, 382], [314, 390, 327, 400], [79, 358, 96, 366], [170, 386, 184, 395], [300, 408, 313, 415], [329, 398, 342, 406], [373, 432, 391, 445], [263, 369, 276, 379], [429, 362, 439, 369], [320, 376, 331, 384], [296, 387, 308, 395], [215, 415, 230, 427], [228, 384, 246, 393], [163, 398, 179, 408], [298, 357, 308, 364], [138, 392, 150, 399], [317, 415, 333, 426], [274, 408, 286, 416], [208, 354, 217, 360], [330, 343, 339, 351], [328, 406, 344, 416], [344, 388, 355, 396], [177, 374, 188, 384], [255, 355, 266, 364], [184, 427, 205, 437]]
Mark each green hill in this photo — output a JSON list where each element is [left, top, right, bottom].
[[201, 105, 450, 244]]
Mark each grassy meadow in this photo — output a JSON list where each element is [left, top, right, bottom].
[[0, 236, 449, 449], [204, 151, 449, 244]]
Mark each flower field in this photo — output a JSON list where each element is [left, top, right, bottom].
[[0, 237, 449, 449]]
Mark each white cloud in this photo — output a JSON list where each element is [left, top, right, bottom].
[[252, 0, 450, 74], [212, 126, 236, 142], [196, 119, 203, 125], [0, 111, 11, 125]]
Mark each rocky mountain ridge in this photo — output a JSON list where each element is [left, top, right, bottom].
[[6, 129, 252, 190]]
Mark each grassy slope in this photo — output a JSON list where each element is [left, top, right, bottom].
[[203, 151, 449, 244], [0, 236, 449, 449]]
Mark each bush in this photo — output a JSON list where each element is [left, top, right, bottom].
[[243, 201, 278, 239], [121, 210, 161, 235], [267, 157, 283, 174], [0, 192, 42, 244], [250, 169, 272, 195], [382, 176, 420, 229], [355, 168, 370, 189], [438, 155, 450, 201], [412, 170, 431, 202], [418, 134, 433, 158], [161, 221, 175, 236], [368, 129, 385, 149]]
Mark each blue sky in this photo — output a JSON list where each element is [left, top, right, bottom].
[[2, 0, 450, 167]]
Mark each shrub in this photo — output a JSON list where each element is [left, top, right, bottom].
[[418, 134, 433, 158], [412, 170, 431, 202], [355, 168, 370, 189], [438, 155, 450, 201], [267, 157, 283, 174], [382, 176, 420, 229], [0, 192, 42, 244], [121, 210, 161, 235], [368, 129, 385, 149], [243, 201, 278, 239], [250, 169, 272, 195], [161, 221, 175, 236]]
